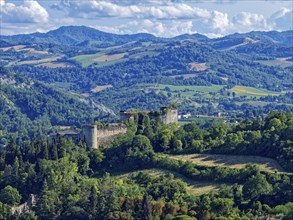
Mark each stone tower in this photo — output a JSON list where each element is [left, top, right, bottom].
[[81, 125, 98, 149], [159, 107, 178, 124]]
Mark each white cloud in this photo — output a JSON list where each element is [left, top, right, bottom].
[[212, 11, 229, 32], [0, 23, 57, 35], [1, 0, 292, 37], [52, 0, 211, 20], [0, 0, 49, 23], [269, 8, 293, 31], [169, 20, 194, 36], [231, 12, 269, 33], [93, 19, 197, 37]]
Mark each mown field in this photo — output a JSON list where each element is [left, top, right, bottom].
[[91, 84, 113, 93], [70, 52, 106, 67], [152, 84, 225, 99], [230, 85, 280, 97], [116, 168, 224, 195], [12, 55, 63, 66], [167, 153, 284, 173], [257, 58, 293, 68]]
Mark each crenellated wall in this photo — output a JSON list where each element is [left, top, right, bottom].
[[80, 125, 127, 148], [51, 106, 177, 149], [96, 126, 127, 146]]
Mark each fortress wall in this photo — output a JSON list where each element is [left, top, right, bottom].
[[96, 126, 127, 146], [96, 126, 127, 138]]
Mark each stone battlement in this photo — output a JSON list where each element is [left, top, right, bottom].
[[80, 124, 127, 149], [50, 106, 177, 149]]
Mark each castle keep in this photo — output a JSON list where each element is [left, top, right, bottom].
[[51, 106, 178, 149]]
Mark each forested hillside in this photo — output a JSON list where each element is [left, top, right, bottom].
[[0, 112, 292, 219], [1, 26, 292, 145], [0, 67, 102, 145]]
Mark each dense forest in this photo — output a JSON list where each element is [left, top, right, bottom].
[[0, 112, 292, 219], [1, 26, 293, 219]]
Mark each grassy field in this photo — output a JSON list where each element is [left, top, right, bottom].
[[230, 86, 280, 97], [190, 62, 208, 71], [153, 84, 225, 99], [70, 52, 105, 67], [91, 84, 113, 93], [17, 55, 63, 65], [36, 62, 71, 68], [167, 153, 284, 173], [257, 58, 293, 68], [158, 84, 224, 93], [116, 168, 223, 195], [94, 53, 127, 62]]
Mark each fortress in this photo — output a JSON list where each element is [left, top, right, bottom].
[[51, 106, 178, 149]]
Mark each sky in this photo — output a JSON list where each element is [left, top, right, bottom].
[[0, 0, 292, 37]]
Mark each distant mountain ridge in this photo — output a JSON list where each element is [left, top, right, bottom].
[[1, 26, 156, 46], [1, 25, 292, 47]]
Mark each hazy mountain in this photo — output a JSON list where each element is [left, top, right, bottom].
[[1, 26, 156, 46]]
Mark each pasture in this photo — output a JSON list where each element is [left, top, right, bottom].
[[168, 153, 284, 173]]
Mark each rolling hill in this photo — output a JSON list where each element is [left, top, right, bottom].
[[0, 26, 292, 134]]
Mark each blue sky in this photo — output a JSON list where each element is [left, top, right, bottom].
[[0, 0, 292, 37]]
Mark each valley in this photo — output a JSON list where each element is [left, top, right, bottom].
[[0, 26, 292, 220]]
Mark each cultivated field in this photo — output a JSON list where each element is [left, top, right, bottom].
[[0, 45, 48, 55], [230, 86, 280, 97], [91, 84, 113, 93], [190, 62, 208, 71], [36, 62, 71, 68], [117, 168, 224, 195], [72, 52, 129, 67], [0, 45, 26, 51], [71, 52, 105, 67], [16, 55, 63, 65], [257, 58, 293, 68], [167, 153, 284, 173], [94, 53, 127, 62]]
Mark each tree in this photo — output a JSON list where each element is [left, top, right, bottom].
[[0, 185, 21, 205], [131, 135, 152, 152], [210, 198, 233, 216], [0, 202, 12, 219], [156, 129, 173, 152], [242, 174, 273, 201], [172, 139, 183, 152], [89, 185, 98, 217], [142, 194, 152, 220]]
